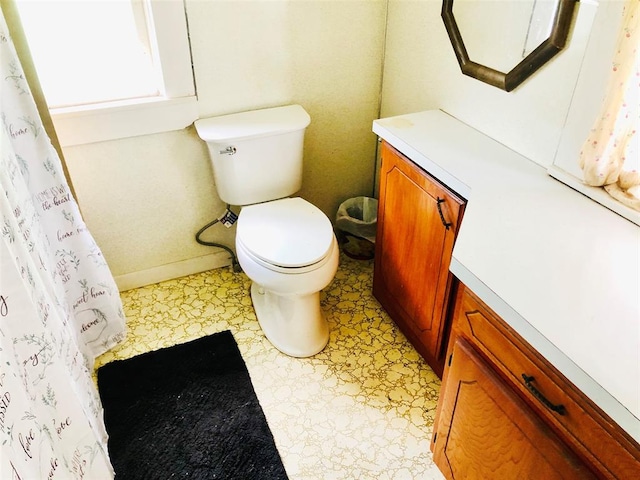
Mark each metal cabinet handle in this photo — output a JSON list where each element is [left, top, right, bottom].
[[436, 197, 452, 230], [522, 374, 566, 415]]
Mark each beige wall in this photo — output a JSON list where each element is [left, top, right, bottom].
[[62, 0, 622, 289], [63, 0, 387, 287]]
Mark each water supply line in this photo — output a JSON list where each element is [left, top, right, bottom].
[[195, 204, 242, 273]]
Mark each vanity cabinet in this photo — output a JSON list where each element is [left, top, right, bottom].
[[432, 285, 640, 479], [373, 141, 465, 377]]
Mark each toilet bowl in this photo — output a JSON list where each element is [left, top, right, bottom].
[[194, 105, 338, 357], [236, 197, 339, 357]]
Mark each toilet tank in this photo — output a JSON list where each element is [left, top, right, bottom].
[[194, 105, 311, 206]]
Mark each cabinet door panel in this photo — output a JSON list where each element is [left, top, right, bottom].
[[433, 338, 596, 480], [380, 165, 448, 329], [374, 142, 464, 374]]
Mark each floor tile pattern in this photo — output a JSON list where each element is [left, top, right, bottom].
[[95, 254, 444, 479]]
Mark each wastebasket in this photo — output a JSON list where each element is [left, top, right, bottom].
[[334, 196, 378, 260]]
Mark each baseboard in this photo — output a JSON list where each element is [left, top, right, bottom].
[[114, 251, 232, 292]]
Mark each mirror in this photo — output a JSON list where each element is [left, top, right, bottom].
[[442, 0, 578, 91]]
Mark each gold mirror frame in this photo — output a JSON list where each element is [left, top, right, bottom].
[[442, 0, 578, 92]]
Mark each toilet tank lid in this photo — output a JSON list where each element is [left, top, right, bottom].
[[194, 105, 310, 143]]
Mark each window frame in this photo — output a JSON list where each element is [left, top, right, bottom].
[[44, 0, 197, 147]]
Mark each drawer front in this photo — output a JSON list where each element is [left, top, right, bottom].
[[451, 286, 640, 479]]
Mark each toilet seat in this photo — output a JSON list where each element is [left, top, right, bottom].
[[237, 197, 334, 272], [237, 235, 337, 275]]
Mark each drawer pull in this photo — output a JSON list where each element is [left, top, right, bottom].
[[522, 374, 566, 415], [436, 198, 452, 230]]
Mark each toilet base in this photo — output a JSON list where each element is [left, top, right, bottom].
[[250, 283, 329, 357]]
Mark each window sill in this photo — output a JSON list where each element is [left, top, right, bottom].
[[51, 95, 199, 147], [547, 165, 640, 226]]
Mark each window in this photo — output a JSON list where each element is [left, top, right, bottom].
[[16, 0, 197, 146]]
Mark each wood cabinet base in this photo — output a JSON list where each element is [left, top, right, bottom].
[[432, 285, 640, 479]]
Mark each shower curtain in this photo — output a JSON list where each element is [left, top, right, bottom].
[[1, 8, 125, 479]]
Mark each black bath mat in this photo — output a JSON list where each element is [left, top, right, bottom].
[[97, 330, 288, 479]]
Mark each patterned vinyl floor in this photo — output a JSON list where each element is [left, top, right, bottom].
[[95, 253, 444, 480]]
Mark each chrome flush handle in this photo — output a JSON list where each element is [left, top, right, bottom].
[[219, 146, 237, 155]]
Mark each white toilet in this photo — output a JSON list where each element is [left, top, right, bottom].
[[194, 105, 339, 357]]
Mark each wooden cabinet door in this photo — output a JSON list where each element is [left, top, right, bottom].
[[373, 142, 464, 375], [432, 338, 596, 480]]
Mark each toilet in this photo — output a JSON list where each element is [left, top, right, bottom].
[[194, 105, 339, 357]]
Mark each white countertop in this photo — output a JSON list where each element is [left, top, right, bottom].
[[373, 110, 640, 442]]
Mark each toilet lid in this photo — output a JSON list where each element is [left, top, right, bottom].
[[237, 197, 334, 268]]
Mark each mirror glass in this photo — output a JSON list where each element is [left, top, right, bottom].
[[453, 0, 558, 73], [442, 0, 578, 91]]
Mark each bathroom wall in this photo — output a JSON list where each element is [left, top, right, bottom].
[[57, 0, 622, 290], [62, 0, 387, 289], [379, 0, 621, 169]]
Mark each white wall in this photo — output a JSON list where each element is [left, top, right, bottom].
[[380, 0, 620, 169], [63, 0, 387, 289]]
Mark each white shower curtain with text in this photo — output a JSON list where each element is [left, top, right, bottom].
[[1, 8, 125, 479]]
